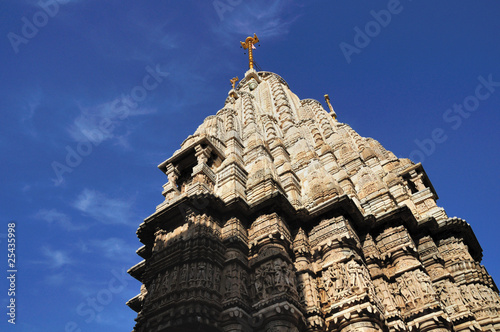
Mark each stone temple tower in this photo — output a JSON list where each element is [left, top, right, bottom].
[[127, 36, 500, 332]]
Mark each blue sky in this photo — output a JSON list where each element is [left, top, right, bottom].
[[1, 1, 499, 331]]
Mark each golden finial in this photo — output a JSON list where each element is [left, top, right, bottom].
[[240, 33, 259, 70], [324, 94, 337, 119], [230, 77, 239, 90]]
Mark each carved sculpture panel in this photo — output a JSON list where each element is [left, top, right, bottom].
[[251, 257, 297, 301], [393, 270, 437, 311], [319, 260, 375, 306]]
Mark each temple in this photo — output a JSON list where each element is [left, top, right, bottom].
[[127, 36, 500, 332]]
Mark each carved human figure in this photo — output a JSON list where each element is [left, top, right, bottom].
[[170, 266, 178, 290], [231, 267, 239, 294], [460, 285, 474, 306], [197, 262, 206, 284], [335, 264, 347, 295], [389, 283, 402, 310], [180, 264, 188, 283], [214, 268, 221, 292], [297, 280, 306, 304], [376, 280, 397, 313], [225, 270, 233, 294], [253, 271, 263, 299], [206, 264, 213, 286], [283, 261, 293, 287], [363, 266, 376, 296], [240, 271, 249, 297], [318, 277, 329, 304], [437, 283, 451, 308], [160, 270, 170, 294], [448, 283, 465, 307], [263, 264, 273, 289], [469, 284, 483, 303], [274, 260, 285, 291], [415, 270, 435, 299], [309, 277, 320, 307], [405, 273, 422, 302], [322, 269, 334, 299], [189, 263, 197, 283], [347, 260, 367, 290], [399, 276, 417, 308]]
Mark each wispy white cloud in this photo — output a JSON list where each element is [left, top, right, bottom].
[[44, 272, 67, 286], [42, 246, 73, 268], [67, 96, 156, 146], [72, 188, 135, 225], [35, 208, 88, 231], [212, 0, 303, 40], [86, 237, 137, 261]]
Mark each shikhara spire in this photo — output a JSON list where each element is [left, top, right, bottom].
[[128, 37, 500, 332]]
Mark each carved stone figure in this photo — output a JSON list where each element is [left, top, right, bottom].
[[160, 270, 169, 294], [189, 263, 197, 283], [390, 283, 406, 311], [170, 266, 178, 290], [414, 270, 435, 299], [180, 264, 188, 283], [240, 270, 249, 297], [197, 262, 206, 284], [213, 268, 221, 292], [206, 263, 212, 286], [347, 260, 368, 290]]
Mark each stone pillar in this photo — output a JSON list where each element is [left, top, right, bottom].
[[248, 213, 305, 331], [137, 210, 225, 331], [187, 144, 216, 195], [220, 217, 252, 332], [418, 235, 481, 332], [161, 162, 180, 201], [308, 216, 385, 332], [293, 228, 324, 331], [363, 233, 407, 332], [438, 233, 500, 331], [375, 225, 452, 332]]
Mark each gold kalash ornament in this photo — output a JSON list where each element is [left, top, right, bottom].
[[240, 33, 259, 70]]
